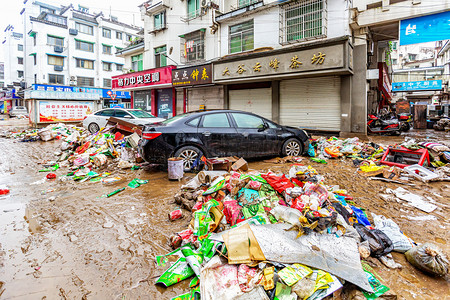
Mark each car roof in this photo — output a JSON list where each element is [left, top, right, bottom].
[[182, 109, 268, 119]]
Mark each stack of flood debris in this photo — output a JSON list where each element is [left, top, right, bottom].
[[157, 165, 449, 299], [433, 118, 450, 131]]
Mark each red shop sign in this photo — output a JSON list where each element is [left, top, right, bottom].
[[112, 65, 176, 90]]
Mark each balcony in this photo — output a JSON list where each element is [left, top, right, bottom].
[[181, 8, 204, 22]]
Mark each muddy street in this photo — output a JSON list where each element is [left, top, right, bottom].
[[0, 126, 449, 299]]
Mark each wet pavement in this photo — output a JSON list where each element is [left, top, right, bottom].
[[0, 122, 449, 299]]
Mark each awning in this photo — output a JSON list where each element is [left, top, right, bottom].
[[29, 52, 37, 56], [102, 43, 113, 47], [46, 53, 66, 57], [73, 56, 94, 61], [101, 60, 115, 64], [74, 38, 94, 44], [47, 34, 65, 39]]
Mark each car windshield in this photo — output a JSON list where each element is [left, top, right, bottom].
[[128, 110, 156, 118]]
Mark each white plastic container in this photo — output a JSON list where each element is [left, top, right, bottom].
[[168, 158, 184, 180]]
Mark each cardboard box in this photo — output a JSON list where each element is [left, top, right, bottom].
[[231, 158, 248, 172]]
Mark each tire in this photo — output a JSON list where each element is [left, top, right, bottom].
[[88, 122, 100, 134], [282, 138, 303, 157], [174, 146, 204, 172]]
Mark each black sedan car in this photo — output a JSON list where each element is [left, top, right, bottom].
[[139, 110, 310, 170]]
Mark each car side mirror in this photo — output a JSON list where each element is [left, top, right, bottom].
[[258, 123, 269, 132]]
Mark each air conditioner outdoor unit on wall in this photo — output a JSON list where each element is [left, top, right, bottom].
[[69, 76, 77, 86]]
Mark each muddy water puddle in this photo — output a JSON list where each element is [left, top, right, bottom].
[[0, 129, 449, 299]]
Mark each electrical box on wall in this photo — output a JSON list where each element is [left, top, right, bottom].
[[199, 104, 205, 110]]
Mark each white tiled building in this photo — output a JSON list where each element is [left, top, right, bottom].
[[22, 1, 141, 89], [2, 31, 25, 87]]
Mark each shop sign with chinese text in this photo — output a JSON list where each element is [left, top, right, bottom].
[[172, 64, 212, 86], [392, 80, 442, 92], [214, 43, 348, 82], [39, 101, 94, 123], [112, 66, 176, 89]]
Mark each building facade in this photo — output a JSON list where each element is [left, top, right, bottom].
[[19, 1, 141, 123]]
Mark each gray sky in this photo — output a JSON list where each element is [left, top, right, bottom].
[[0, 0, 145, 61]]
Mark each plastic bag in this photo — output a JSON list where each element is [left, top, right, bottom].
[[362, 270, 390, 299], [372, 213, 414, 253], [354, 223, 393, 258], [261, 173, 294, 194], [351, 206, 371, 226], [405, 243, 449, 276]]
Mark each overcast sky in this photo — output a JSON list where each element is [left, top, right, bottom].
[[0, 0, 145, 61]]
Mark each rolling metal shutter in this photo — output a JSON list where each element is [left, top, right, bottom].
[[280, 76, 341, 131], [229, 88, 272, 120]]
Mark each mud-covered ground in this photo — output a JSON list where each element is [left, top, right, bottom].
[[0, 120, 448, 299]]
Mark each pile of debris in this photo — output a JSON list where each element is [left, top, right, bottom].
[[158, 163, 449, 299], [433, 118, 450, 131]]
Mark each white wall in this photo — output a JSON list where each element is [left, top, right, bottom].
[[3, 32, 24, 85]]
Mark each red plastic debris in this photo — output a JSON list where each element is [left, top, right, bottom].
[[46, 173, 57, 179], [0, 189, 10, 195]]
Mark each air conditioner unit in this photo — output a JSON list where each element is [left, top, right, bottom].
[[69, 76, 77, 86], [54, 65, 63, 71], [54, 46, 63, 53], [201, 0, 207, 7], [69, 28, 78, 35]]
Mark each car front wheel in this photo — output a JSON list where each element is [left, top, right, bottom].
[[88, 122, 100, 134], [174, 146, 203, 172], [282, 138, 303, 156]]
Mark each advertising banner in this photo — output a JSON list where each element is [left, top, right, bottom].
[[39, 101, 93, 122], [399, 11, 450, 45], [172, 64, 212, 87], [392, 80, 442, 92], [112, 66, 176, 90]]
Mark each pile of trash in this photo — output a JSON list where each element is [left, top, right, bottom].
[[159, 166, 449, 299], [433, 118, 450, 131], [1, 123, 77, 142]]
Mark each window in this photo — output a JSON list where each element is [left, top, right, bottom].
[[76, 58, 94, 69], [116, 64, 123, 71], [33, 55, 37, 65], [18, 71, 24, 78], [408, 54, 417, 61], [75, 22, 93, 35], [229, 20, 254, 54], [126, 34, 132, 41], [238, 0, 259, 8], [75, 40, 94, 52], [48, 55, 64, 66], [181, 30, 205, 63], [40, 6, 55, 14], [34, 74, 37, 84], [187, 117, 200, 127], [18, 57, 23, 64], [154, 11, 166, 30], [77, 76, 94, 87], [202, 113, 230, 127], [116, 31, 122, 39], [280, 0, 326, 44], [47, 35, 63, 47], [102, 28, 111, 38], [187, 0, 200, 20], [103, 62, 112, 71], [115, 110, 131, 118], [131, 54, 143, 71], [33, 35, 36, 46], [18, 44, 23, 51], [102, 45, 112, 54], [49, 74, 64, 84], [232, 113, 265, 128], [155, 46, 167, 68], [44, 14, 67, 26], [103, 78, 111, 87], [96, 109, 115, 116], [392, 59, 398, 65]]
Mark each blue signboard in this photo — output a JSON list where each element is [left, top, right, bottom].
[[102, 89, 131, 99], [32, 84, 130, 99], [400, 11, 450, 45], [392, 80, 442, 92], [110, 103, 125, 108]]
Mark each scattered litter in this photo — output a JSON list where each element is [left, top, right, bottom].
[[387, 187, 438, 213]]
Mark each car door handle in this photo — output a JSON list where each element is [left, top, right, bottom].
[[203, 131, 211, 137]]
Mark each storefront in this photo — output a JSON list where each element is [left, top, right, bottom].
[[112, 66, 177, 118], [102, 89, 132, 109], [0, 89, 22, 113], [24, 84, 102, 125], [213, 37, 353, 132], [172, 63, 223, 113]]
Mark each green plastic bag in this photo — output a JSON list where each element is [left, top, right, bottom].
[[362, 270, 389, 299], [127, 178, 148, 188]]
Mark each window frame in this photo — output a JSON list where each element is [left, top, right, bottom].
[[76, 76, 95, 87], [18, 57, 24, 65], [75, 22, 94, 35], [102, 62, 112, 71], [200, 113, 231, 128], [102, 28, 111, 38], [18, 44, 23, 51], [75, 58, 94, 69], [181, 30, 205, 63], [103, 78, 112, 87], [102, 44, 112, 55], [155, 46, 167, 68], [17, 70, 24, 78], [47, 35, 64, 47], [48, 74, 64, 84], [231, 112, 266, 129], [116, 64, 123, 71], [75, 40, 94, 52], [154, 11, 166, 30], [131, 54, 143, 71], [280, 0, 327, 45], [47, 55, 64, 66], [116, 31, 122, 40], [229, 20, 254, 54], [187, 0, 201, 20]]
